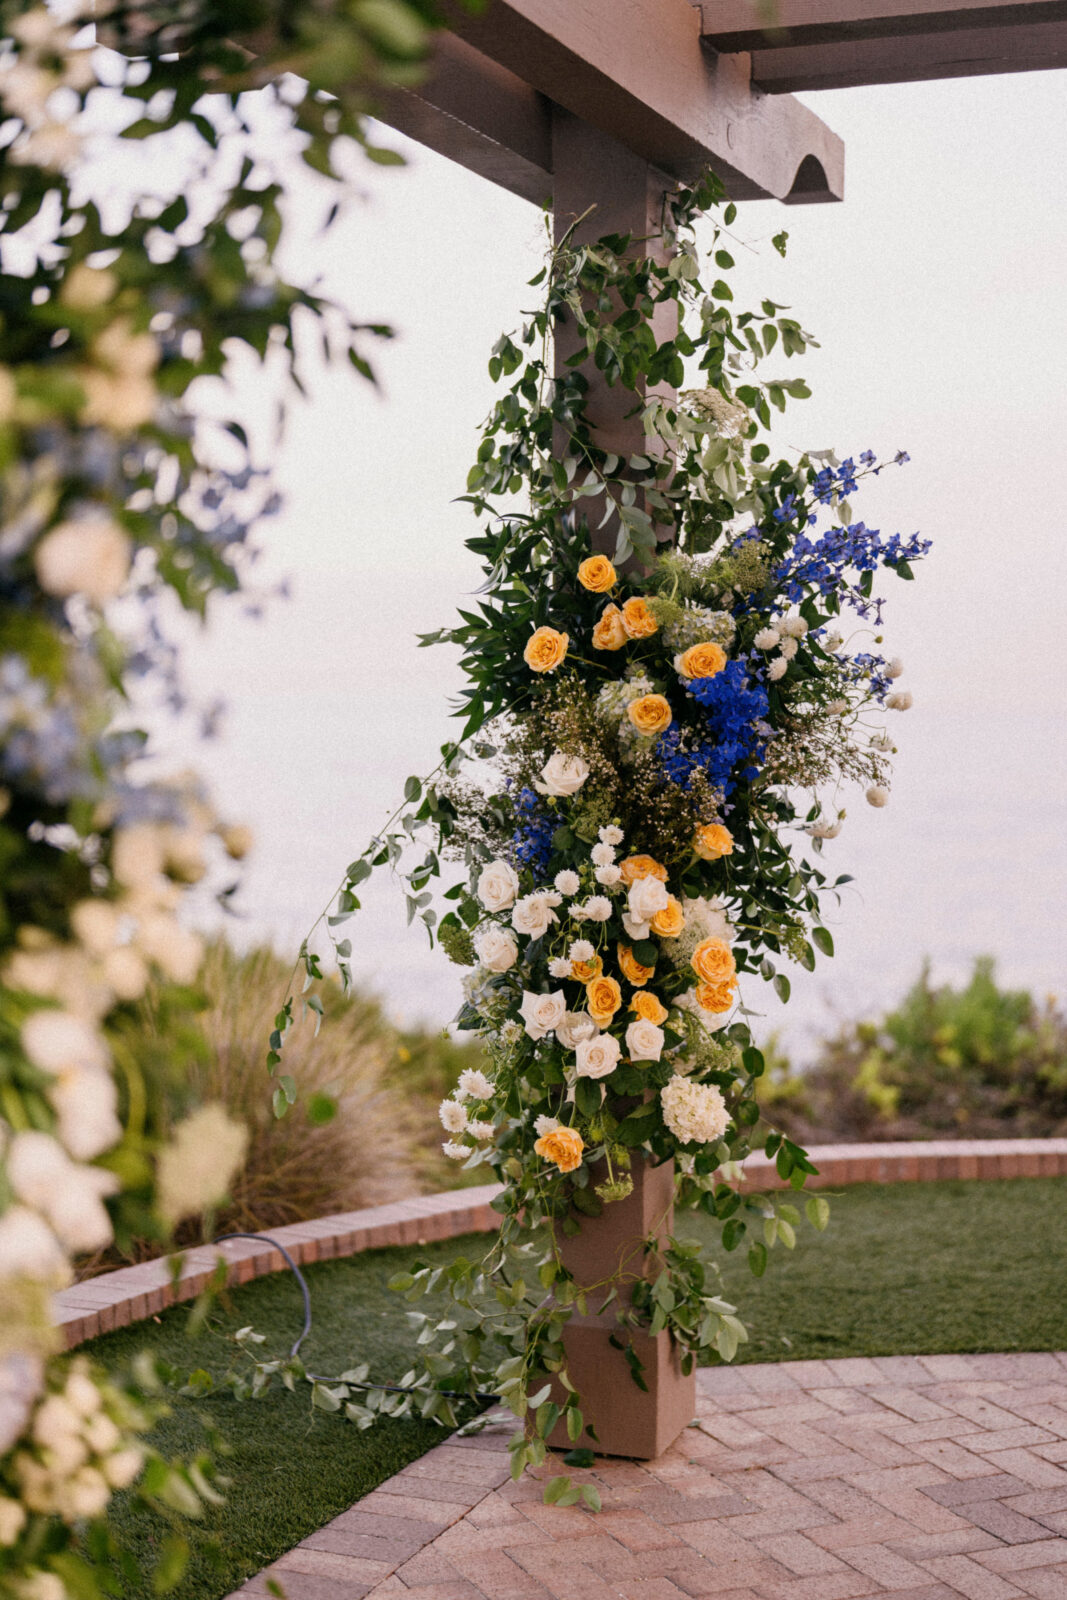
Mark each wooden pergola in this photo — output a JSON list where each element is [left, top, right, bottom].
[[377, 0, 1063, 1460]]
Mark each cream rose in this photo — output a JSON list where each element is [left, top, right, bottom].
[[477, 859, 520, 912], [574, 1032, 622, 1080], [474, 925, 518, 972], [534, 752, 590, 797], [519, 989, 567, 1040], [556, 1011, 598, 1050], [626, 1018, 665, 1062], [628, 875, 670, 925], [511, 893, 558, 939]]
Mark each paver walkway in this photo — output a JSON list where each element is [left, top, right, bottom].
[[231, 1351, 1067, 1600]]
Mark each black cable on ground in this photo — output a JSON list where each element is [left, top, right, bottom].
[[211, 1232, 498, 1404]]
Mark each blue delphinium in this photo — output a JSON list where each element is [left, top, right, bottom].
[[510, 785, 555, 876], [659, 659, 771, 798]]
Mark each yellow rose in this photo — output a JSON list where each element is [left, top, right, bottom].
[[631, 990, 669, 1025], [619, 855, 668, 885], [534, 1125, 585, 1173], [524, 626, 569, 673], [694, 822, 734, 861], [692, 937, 736, 985], [621, 597, 658, 639], [627, 694, 672, 736], [617, 942, 655, 985], [592, 604, 628, 651], [586, 974, 622, 1026], [571, 954, 603, 983], [578, 555, 616, 593], [650, 895, 685, 938], [696, 978, 737, 1014], [679, 641, 727, 680]]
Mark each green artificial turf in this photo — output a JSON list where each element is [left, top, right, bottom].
[[85, 1176, 1067, 1599]]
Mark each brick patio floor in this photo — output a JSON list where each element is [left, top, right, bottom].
[[229, 1352, 1067, 1600]]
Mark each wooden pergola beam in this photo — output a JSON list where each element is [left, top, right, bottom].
[[376, 0, 845, 205], [698, 0, 1067, 90]]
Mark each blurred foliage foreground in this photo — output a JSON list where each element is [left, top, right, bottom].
[[758, 957, 1067, 1143], [86, 948, 1066, 1278]]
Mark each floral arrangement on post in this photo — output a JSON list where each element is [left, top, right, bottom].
[[277, 172, 929, 1503]]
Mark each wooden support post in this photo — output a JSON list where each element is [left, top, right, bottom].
[[547, 113, 696, 1458]]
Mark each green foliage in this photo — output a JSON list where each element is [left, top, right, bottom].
[[757, 959, 1067, 1142]]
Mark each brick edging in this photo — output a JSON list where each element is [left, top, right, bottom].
[[59, 1139, 1067, 1348]]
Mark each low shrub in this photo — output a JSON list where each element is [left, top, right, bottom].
[[757, 958, 1067, 1143]]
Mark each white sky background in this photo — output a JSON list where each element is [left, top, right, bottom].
[[157, 68, 1066, 1061]]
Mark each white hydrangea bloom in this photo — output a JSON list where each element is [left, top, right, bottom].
[[661, 1078, 730, 1144]]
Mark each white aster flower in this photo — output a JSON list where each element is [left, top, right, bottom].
[[477, 859, 520, 913], [156, 1103, 248, 1230], [599, 825, 624, 846], [595, 864, 622, 886], [574, 1033, 622, 1080], [519, 989, 567, 1040], [554, 870, 580, 896], [661, 1078, 730, 1144], [473, 924, 518, 973], [778, 636, 799, 661], [549, 957, 574, 979], [468, 1120, 496, 1142], [568, 940, 595, 963], [456, 1068, 493, 1102], [871, 729, 893, 751], [807, 818, 843, 839], [753, 627, 780, 651], [590, 842, 616, 867], [887, 657, 904, 679], [780, 616, 809, 639], [827, 698, 849, 714], [534, 1115, 560, 1137], [886, 689, 913, 711], [767, 657, 788, 681], [533, 752, 590, 797], [582, 896, 613, 923], [442, 1141, 469, 1161], [439, 1098, 469, 1133], [866, 785, 890, 807]]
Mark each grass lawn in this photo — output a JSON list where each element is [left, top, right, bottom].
[[85, 1175, 1067, 1598]]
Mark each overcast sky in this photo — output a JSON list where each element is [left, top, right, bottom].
[[162, 66, 1066, 1061]]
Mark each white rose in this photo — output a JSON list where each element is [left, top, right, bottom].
[[534, 752, 590, 797], [511, 894, 558, 939], [626, 1019, 665, 1062], [887, 689, 913, 711], [0, 1207, 67, 1283], [555, 1011, 598, 1051], [767, 657, 788, 681], [887, 657, 904, 679], [69, 901, 121, 959], [582, 896, 612, 923], [574, 1033, 622, 1080], [595, 865, 621, 886], [456, 1068, 493, 1102], [590, 842, 616, 867], [519, 989, 567, 1040], [83, 1412, 120, 1455], [554, 870, 580, 896], [866, 785, 890, 808], [439, 1098, 468, 1133], [753, 627, 780, 650], [32, 1395, 82, 1452], [474, 925, 518, 973], [628, 876, 669, 924], [477, 859, 520, 913], [21, 1011, 109, 1077], [34, 515, 131, 606], [599, 826, 624, 846], [622, 911, 650, 942], [0, 1494, 27, 1546]]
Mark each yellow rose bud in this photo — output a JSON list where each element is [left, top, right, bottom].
[[586, 974, 622, 1026], [578, 555, 616, 593], [694, 822, 734, 861], [619, 855, 668, 885], [631, 990, 669, 1025], [696, 977, 737, 1014], [679, 641, 727, 680], [617, 942, 655, 985], [523, 626, 569, 673], [692, 937, 736, 985], [571, 955, 604, 983], [627, 694, 672, 736], [650, 895, 685, 938], [534, 1125, 585, 1173], [620, 597, 658, 639], [592, 603, 628, 651]]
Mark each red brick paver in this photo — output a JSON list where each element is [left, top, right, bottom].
[[225, 1353, 1067, 1600]]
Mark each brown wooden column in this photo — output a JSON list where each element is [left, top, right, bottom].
[[548, 110, 696, 1459]]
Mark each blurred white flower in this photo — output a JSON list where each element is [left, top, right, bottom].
[[0, 1353, 46, 1457], [866, 785, 890, 807], [21, 1011, 108, 1077], [468, 1120, 496, 1142], [438, 1099, 468, 1133], [827, 698, 849, 714], [442, 1141, 469, 1161], [0, 1208, 68, 1283], [0, 1493, 27, 1546], [886, 689, 913, 710], [34, 515, 130, 605], [156, 1103, 248, 1229], [134, 914, 203, 985]]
